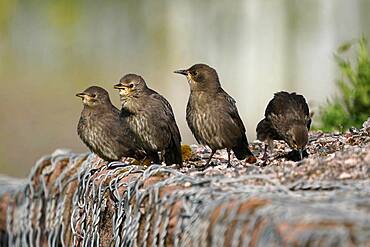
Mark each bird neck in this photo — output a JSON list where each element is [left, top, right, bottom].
[[83, 101, 114, 114], [120, 107, 133, 117], [120, 96, 141, 114], [189, 90, 214, 106], [190, 84, 220, 94]]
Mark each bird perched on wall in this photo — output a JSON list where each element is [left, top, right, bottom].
[[174, 63, 256, 168], [76, 86, 144, 162], [256, 91, 311, 161], [114, 74, 182, 166]]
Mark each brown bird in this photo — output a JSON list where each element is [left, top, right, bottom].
[[174, 63, 256, 168], [76, 86, 143, 162], [113, 74, 182, 165], [256, 91, 311, 161]]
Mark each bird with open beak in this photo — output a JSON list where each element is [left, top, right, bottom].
[[76, 86, 144, 162], [174, 63, 256, 168], [114, 74, 183, 166], [256, 91, 311, 161]]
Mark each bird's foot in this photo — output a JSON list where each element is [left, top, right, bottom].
[[261, 151, 268, 161], [259, 159, 269, 167], [199, 161, 217, 171], [258, 152, 269, 166], [227, 163, 234, 168]]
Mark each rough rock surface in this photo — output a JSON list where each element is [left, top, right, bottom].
[[0, 118, 369, 246]]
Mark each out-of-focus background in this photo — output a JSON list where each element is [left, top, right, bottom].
[[0, 0, 369, 177]]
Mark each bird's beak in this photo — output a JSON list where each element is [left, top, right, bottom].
[[299, 149, 303, 160], [174, 69, 188, 76], [114, 83, 126, 89], [76, 92, 86, 98]]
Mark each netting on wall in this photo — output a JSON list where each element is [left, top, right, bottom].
[[1, 121, 370, 246]]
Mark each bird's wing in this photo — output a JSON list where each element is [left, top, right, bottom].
[[219, 89, 246, 133], [256, 118, 282, 141], [289, 92, 312, 129], [217, 89, 248, 142], [266, 91, 311, 130], [106, 106, 146, 157], [148, 92, 182, 144], [107, 107, 138, 150], [265, 92, 308, 116]]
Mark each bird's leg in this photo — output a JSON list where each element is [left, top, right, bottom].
[[268, 138, 274, 154], [259, 144, 269, 166], [140, 155, 148, 166], [262, 144, 269, 160], [202, 150, 216, 170], [261, 139, 273, 166], [227, 149, 233, 168], [159, 151, 164, 164], [298, 148, 304, 161]]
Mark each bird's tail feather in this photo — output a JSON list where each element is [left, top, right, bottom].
[[232, 137, 254, 160], [164, 139, 183, 166], [147, 151, 160, 164]]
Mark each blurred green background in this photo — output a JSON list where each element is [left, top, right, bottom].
[[0, 0, 369, 177]]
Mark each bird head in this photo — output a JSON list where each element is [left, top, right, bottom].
[[174, 63, 221, 91], [287, 125, 309, 159], [76, 86, 111, 107], [114, 74, 147, 97]]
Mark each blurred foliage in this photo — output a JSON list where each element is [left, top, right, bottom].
[[47, 0, 82, 30], [0, 0, 18, 34], [317, 36, 370, 132]]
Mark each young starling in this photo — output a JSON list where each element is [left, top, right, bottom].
[[174, 63, 256, 167], [76, 86, 143, 162], [113, 74, 183, 165], [256, 91, 311, 161]]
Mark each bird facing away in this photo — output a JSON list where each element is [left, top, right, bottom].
[[113, 74, 183, 165], [76, 86, 143, 162], [256, 91, 311, 160], [174, 63, 256, 167]]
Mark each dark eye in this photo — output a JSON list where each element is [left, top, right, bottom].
[[128, 83, 134, 88], [91, 94, 97, 98], [191, 71, 198, 76]]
